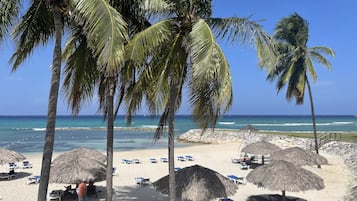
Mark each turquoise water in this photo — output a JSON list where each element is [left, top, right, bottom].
[[0, 115, 356, 153]]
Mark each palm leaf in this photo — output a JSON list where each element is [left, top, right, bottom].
[[70, 0, 128, 74], [62, 30, 99, 115], [189, 19, 232, 129], [125, 19, 174, 66], [0, 0, 21, 41], [309, 50, 333, 70], [10, 0, 54, 70], [209, 17, 275, 67]]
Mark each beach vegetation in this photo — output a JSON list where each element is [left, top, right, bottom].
[[265, 13, 335, 155], [2, 0, 128, 200], [124, 1, 274, 200]]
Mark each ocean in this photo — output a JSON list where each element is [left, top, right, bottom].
[[0, 115, 356, 154]]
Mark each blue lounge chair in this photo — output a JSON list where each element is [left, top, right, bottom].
[[177, 156, 186, 161], [134, 177, 151, 185], [121, 159, 133, 164], [149, 158, 158, 163], [174, 167, 182, 171], [160, 157, 168, 162], [185, 155, 194, 161], [227, 175, 246, 184]]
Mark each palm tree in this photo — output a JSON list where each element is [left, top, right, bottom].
[[124, 1, 274, 200], [4, 0, 127, 200], [61, 1, 169, 200], [266, 13, 335, 155]]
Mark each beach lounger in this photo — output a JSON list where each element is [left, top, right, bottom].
[[47, 190, 63, 201], [231, 157, 240, 163], [121, 159, 133, 164], [175, 167, 182, 171], [219, 198, 233, 201], [240, 162, 249, 170], [177, 156, 186, 161], [134, 177, 151, 185], [149, 158, 158, 163], [185, 155, 194, 161], [132, 159, 142, 164], [227, 175, 246, 185], [0, 173, 10, 180], [21, 160, 33, 168], [26, 175, 40, 185], [160, 157, 168, 162]]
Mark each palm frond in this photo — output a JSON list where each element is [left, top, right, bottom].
[[62, 32, 99, 115], [309, 49, 334, 70], [141, 0, 174, 18], [0, 0, 21, 41], [189, 19, 232, 129], [125, 19, 174, 66], [305, 57, 317, 82], [209, 16, 276, 68], [10, 0, 54, 71], [70, 0, 128, 75]]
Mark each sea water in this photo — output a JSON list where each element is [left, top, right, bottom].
[[0, 115, 356, 153]]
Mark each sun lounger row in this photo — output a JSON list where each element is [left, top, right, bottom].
[[177, 155, 194, 161], [121, 159, 142, 164]]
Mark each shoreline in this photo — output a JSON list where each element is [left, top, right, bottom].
[[0, 137, 356, 201]]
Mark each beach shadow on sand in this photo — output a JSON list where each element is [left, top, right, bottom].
[[246, 194, 307, 201], [113, 185, 168, 201], [79, 185, 167, 201]]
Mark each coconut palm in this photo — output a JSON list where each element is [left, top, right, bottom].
[[3, 0, 127, 200], [61, 1, 169, 200], [124, 1, 274, 200], [266, 13, 335, 154]]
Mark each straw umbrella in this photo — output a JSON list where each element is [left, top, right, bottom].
[[154, 165, 237, 201], [52, 147, 106, 164], [241, 141, 282, 165], [50, 148, 106, 184], [240, 124, 258, 132], [246, 160, 324, 201], [270, 147, 328, 167], [0, 148, 26, 165]]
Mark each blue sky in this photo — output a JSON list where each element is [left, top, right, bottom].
[[0, 0, 356, 116]]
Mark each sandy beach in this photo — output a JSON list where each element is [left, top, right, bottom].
[[0, 141, 353, 201]]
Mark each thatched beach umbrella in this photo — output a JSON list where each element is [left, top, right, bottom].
[[241, 141, 282, 165], [52, 147, 106, 164], [246, 160, 324, 201], [50, 148, 106, 184], [240, 124, 258, 132], [153, 165, 237, 201], [270, 147, 328, 166], [0, 148, 26, 165]]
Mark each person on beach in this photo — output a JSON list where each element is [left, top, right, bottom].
[[76, 181, 87, 201]]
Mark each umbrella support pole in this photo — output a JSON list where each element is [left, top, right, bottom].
[[282, 190, 286, 201]]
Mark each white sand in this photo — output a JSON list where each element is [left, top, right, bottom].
[[0, 142, 353, 201]]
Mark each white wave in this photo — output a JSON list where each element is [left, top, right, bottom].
[[33, 128, 46, 131], [218, 121, 235, 125]]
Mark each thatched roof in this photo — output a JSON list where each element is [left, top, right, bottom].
[[154, 165, 237, 201], [240, 125, 258, 132], [241, 141, 282, 155], [49, 148, 106, 184], [52, 147, 106, 164], [246, 160, 324, 192], [0, 148, 26, 165], [270, 147, 328, 166]]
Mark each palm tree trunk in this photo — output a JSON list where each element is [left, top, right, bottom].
[[37, 8, 62, 201], [106, 77, 115, 201], [168, 81, 177, 201], [306, 78, 319, 155]]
